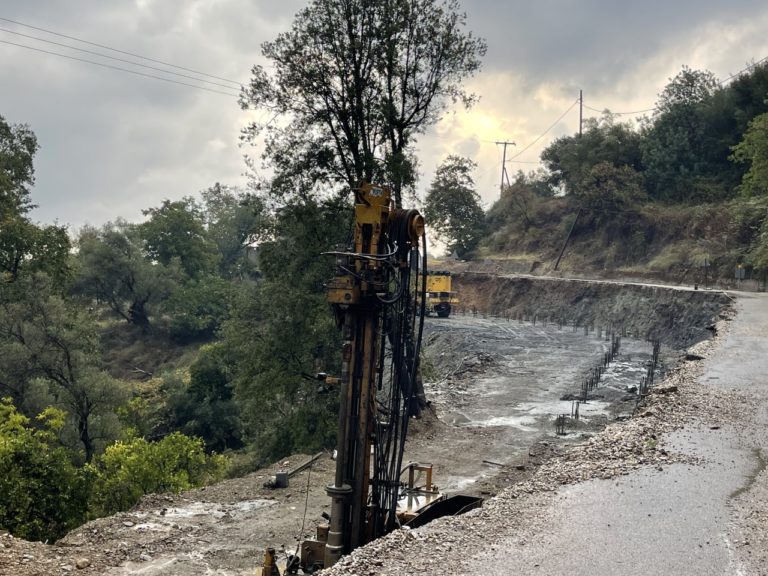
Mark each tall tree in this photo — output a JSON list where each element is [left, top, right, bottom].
[[0, 114, 38, 216], [0, 115, 69, 283], [730, 111, 768, 197], [240, 0, 486, 206], [0, 274, 127, 462], [542, 113, 644, 194], [140, 198, 218, 279], [424, 155, 485, 256], [200, 184, 264, 279], [641, 66, 721, 201], [74, 221, 176, 328]]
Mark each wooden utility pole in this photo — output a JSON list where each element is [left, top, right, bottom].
[[579, 89, 583, 137], [495, 140, 515, 194]]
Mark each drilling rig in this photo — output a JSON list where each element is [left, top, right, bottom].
[[272, 183, 432, 574]]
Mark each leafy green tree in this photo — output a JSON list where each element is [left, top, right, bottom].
[[542, 113, 644, 194], [0, 274, 127, 462], [167, 344, 243, 452], [89, 432, 226, 516], [225, 199, 346, 461], [164, 277, 236, 342], [0, 399, 90, 541], [74, 221, 177, 328], [0, 114, 38, 216], [424, 155, 485, 256], [0, 115, 70, 283], [201, 184, 264, 278], [641, 66, 722, 201], [140, 198, 219, 279], [730, 111, 768, 197], [240, 0, 486, 206]]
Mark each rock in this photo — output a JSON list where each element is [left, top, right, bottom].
[[75, 557, 91, 569], [122, 521, 134, 527], [140, 552, 153, 562]]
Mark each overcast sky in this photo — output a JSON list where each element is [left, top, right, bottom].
[[2, 0, 768, 230]]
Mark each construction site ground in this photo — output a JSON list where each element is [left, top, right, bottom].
[[2, 284, 766, 576]]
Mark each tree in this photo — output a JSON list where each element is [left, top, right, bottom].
[[542, 113, 643, 194], [0, 274, 127, 462], [641, 66, 722, 201], [201, 184, 264, 278], [240, 0, 486, 206], [0, 115, 70, 283], [224, 199, 347, 461], [74, 221, 176, 328], [140, 198, 219, 279], [574, 162, 647, 225], [424, 155, 485, 256], [731, 111, 768, 197], [0, 114, 38, 216], [0, 399, 90, 541], [89, 432, 226, 516]]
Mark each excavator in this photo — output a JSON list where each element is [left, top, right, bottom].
[[262, 183, 479, 575]]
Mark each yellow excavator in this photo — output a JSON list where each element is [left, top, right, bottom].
[[424, 271, 459, 317]]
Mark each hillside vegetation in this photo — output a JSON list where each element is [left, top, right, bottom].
[[474, 64, 768, 284]]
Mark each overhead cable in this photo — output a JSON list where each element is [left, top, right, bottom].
[[508, 99, 579, 161], [0, 26, 240, 91], [0, 15, 242, 86], [0, 39, 240, 97]]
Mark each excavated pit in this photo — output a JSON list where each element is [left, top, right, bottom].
[[0, 275, 732, 576]]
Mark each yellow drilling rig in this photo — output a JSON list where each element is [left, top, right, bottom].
[[262, 183, 480, 576]]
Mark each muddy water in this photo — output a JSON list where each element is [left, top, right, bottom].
[[418, 314, 658, 492]]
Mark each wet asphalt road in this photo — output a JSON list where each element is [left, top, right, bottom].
[[476, 292, 768, 576]]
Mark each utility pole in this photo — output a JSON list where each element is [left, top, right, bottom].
[[579, 89, 583, 137], [495, 140, 515, 194]]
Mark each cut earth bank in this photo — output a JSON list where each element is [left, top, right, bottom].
[[1, 274, 753, 576]]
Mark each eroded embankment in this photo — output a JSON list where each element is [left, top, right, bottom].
[[454, 273, 730, 348]]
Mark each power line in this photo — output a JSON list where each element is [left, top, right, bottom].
[[720, 54, 768, 85], [583, 54, 768, 117], [583, 103, 657, 116], [0, 27, 240, 91], [508, 99, 579, 161], [0, 39, 240, 97], [0, 15, 242, 87]]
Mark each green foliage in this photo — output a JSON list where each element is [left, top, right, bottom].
[[164, 276, 236, 342], [642, 67, 730, 202], [0, 274, 127, 462], [240, 0, 486, 205], [74, 222, 177, 328], [89, 432, 226, 516], [424, 155, 485, 256], [167, 344, 243, 451], [0, 399, 90, 541], [0, 116, 70, 283], [731, 112, 768, 197], [574, 162, 647, 214], [201, 184, 264, 279], [140, 198, 219, 279], [0, 114, 38, 216], [224, 198, 345, 463], [542, 113, 644, 194]]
